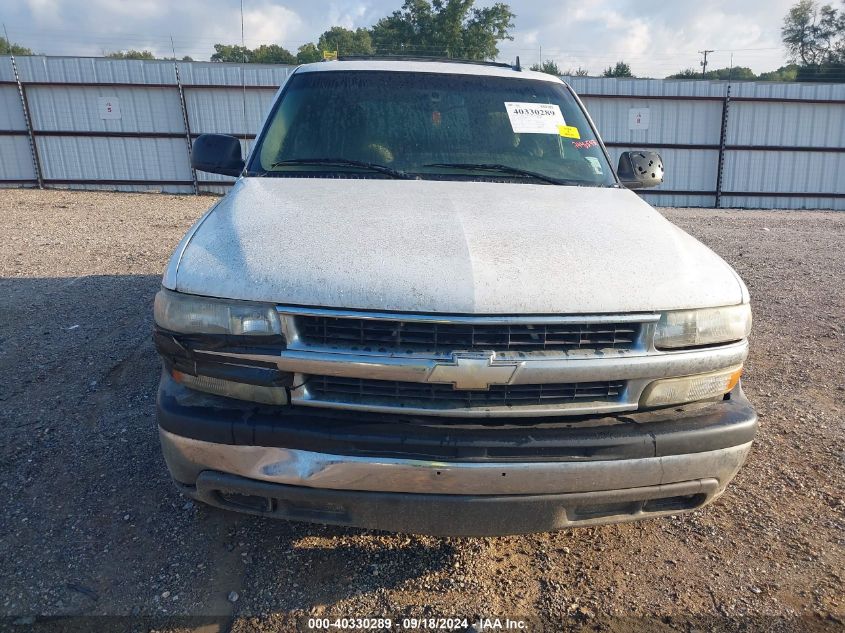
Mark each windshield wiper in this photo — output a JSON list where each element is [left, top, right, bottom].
[[423, 162, 580, 186], [269, 158, 417, 180]]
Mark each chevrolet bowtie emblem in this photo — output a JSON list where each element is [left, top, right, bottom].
[[427, 351, 520, 390]]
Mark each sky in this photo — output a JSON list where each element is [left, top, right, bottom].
[[2, 0, 798, 77]]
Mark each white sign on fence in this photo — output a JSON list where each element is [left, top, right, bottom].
[[97, 96, 121, 120], [628, 107, 650, 130]]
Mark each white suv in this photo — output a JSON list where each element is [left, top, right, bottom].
[[153, 59, 755, 536]]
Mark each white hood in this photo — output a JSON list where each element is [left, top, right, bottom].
[[167, 178, 744, 314]]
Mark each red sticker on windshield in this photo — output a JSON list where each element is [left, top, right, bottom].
[[572, 139, 598, 150]]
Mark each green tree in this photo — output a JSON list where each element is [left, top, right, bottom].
[[296, 43, 323, 64], [529, 60, 561, 75], [782, 0, 844, 65], [603, 61, 633, 77], [370, 0, 515, 60], [758, 64, 800, 81], [251, 44, 296, 64], [529, 60, 587, 76], [0, 36, 33, 55], [211, 43, 295, 64], [667, 64, 802, 81], [795, 60, 845, 79], [678, 66, 755, 80], [317, 26, 374, 56], [714, 66, 757, 80], [666, 68, 700, 79], [211, 44, 252, 62], [106, 50, 156, 60]]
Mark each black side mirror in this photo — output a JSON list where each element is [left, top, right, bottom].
[[191, 134, 245, 177], [617, 151, 664, 189]]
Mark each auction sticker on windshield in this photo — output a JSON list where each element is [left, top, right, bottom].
[[504, 102, 565, 134]]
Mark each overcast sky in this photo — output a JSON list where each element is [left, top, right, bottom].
[[3, 0, 796, 76]]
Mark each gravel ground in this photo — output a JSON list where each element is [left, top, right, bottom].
[[0, 189, 843, 633]]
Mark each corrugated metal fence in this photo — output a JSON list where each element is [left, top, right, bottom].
[[0, 55, 292, 195], [566, 76, 845, 209], [1, 55, 843, 209]]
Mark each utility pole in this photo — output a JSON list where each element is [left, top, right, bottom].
[[699, 49, 714, 77]]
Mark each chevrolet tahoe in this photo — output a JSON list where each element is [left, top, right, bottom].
[[153, 58, 756, 536]]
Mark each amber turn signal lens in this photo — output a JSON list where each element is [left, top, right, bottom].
[[640, 365, 744, 407], [726, 366, 743, 392]]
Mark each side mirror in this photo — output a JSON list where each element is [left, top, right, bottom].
[[191, 134, 245, 177], [617, 151, 664, 189]]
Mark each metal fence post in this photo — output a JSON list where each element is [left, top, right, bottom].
[[173, 61, 199, 195], [10, 54, 44, 188], [715, 84, 731, 209]]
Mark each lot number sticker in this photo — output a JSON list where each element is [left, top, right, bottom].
[[504, 102, 565, 134], [97, 96, 121, 120]]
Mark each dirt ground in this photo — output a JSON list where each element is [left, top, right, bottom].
[[0, 188, 842, 633]]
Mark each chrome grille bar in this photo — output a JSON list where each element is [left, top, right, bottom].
[[306, 376, 626, 409], [277, 305, 657, 324], [279, 307, 654, 354], [298, 318, 640, 352]]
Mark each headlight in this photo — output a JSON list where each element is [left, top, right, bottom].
[[154, 288, 281, 336], [640, 365, 743, 407], [654, 304, 751, 349]]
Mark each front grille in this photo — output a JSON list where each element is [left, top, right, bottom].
[[296, 316, 640, 353], [306, 376, 626, 409]]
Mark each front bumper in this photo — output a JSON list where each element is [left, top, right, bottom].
[[156, 374, 757, 536]]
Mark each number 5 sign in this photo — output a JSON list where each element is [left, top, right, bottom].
[[628, 107, 650, 130], [97, 96, 121, 120]]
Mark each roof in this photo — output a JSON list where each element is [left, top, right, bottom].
[[295, 59, 563, 83]]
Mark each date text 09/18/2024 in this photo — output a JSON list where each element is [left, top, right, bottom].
[[305, 617, 528, 630]]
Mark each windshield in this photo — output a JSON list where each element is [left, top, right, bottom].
[[248, 70, 616, 187]]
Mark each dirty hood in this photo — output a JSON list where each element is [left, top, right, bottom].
[[167, 178, 744, 313]]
